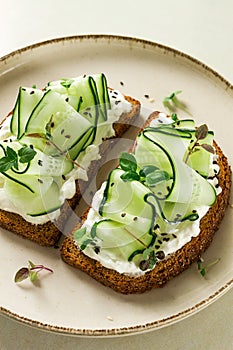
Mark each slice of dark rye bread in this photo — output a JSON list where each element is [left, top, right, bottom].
[[60, 111, 232, 294], [0, 95, 140, 246]]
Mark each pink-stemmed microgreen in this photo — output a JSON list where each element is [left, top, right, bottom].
[[14, 260, 53, 283]]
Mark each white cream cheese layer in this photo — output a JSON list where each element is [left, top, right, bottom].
[[0, 90, 131, 224]]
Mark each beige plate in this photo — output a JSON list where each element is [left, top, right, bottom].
[[0, 35, 232, 337]]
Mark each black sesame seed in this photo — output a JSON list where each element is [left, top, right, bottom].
[[50, 122, 55, 128], [65, 135, 71, 139], [144, 94, 149, 98], [121, 213, 126, 217], [62, 175, 66, 180], [120, 81, 124, 86], [133, 217, 138, 221], [88, 113, 93, 118], [38, 160, 43, 166], [157, 192, 162, 195], [38, 178, 43, 184], [172, 234, 177, 238], [30, 144, 34, 149], [22, 88, 26, 91], [65, 97, 69, 102], [83, 111, 88, 115], [3, 139, 8, 142], [192, 209, 197, 213], [110, 182, 114, 187], [61, 129, 64, 135], [156, 250, 165, 260], [154, 224, 160, 230], [94, 246, 100, 254], [213, 160, 218, 165], [158, 240, 163, 244], [163, 237, 170, 242], [30, 90, 35, 95], [215, 184, 220, 188], [176, 121, 181, 125], [155, 245, 160, 249], [161, 232, 167, 236]]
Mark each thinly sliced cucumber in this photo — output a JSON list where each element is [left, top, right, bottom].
[[26, 149, 73, 176], [99, 169, 154, 231], [94, 219, 154, 262], [23, 90, 92, 157], [185, 132, 214, 177], [136, 128, 216, 206], [10, 87, 44, 139], [4, 178, 62, 217], [2, 171, 53, 194], [0, 140, 73, 177], [155, 123, 214, 177], [47, 73, 111, 124], [10, 94, 20, 136]]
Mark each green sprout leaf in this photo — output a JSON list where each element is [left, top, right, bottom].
[[74, 227, 87, 242], [139, 165, 159, 177], [18, 146, 37, 163], [119, 152, 137, 173], [120, 171, 140, 182], [60, 79, 74, 89], [197, 258, 220, 278]]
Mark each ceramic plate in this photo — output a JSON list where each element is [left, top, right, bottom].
[[0, 35, 232, 336]]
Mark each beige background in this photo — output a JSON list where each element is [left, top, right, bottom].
[[0, 1, 233, 349]]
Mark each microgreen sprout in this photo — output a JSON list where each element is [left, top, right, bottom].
[[0, 145, 36, 173], [119, 152, 170, 186], [197, 257, 220, 277], [14, 260, 53, 283], [184, 124, 215, 163], [163, 90, 190, 115]]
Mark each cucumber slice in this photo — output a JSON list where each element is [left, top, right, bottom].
[[137, 128, 216, 206], [2, 171, 53, 194], [47, 73, 110, 124], [26, 149, 73, 176], [100, 169, 153, 232], [4, 178, 62, 217], [10, 94, 19, 136], [23, 90, 92, 157], [10, 87, 44, 139], [94, 219, 154, 262]]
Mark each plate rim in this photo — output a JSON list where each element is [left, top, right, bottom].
[[0, 34, 232, 337]]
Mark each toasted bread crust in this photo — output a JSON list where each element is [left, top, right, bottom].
[[0, 95, 140, 246], [60, 113, 232, 294]]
